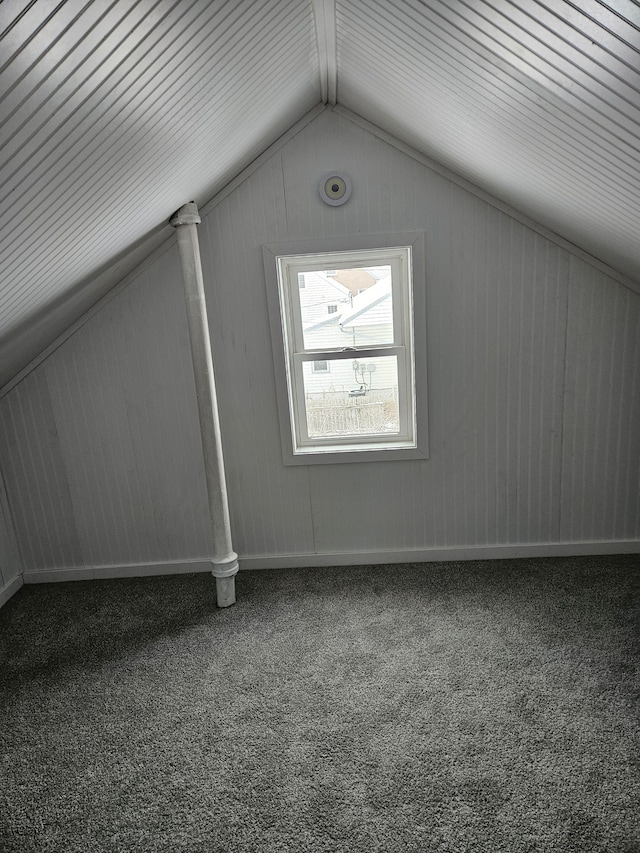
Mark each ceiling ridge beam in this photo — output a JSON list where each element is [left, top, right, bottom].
[[312, 0, 337, 105]]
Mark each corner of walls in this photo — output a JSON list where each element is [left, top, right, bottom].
[[0, 460, 24, 609], [0, 573, 23, 610], [558, 256, 640, 543]]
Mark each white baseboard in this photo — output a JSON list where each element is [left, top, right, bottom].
[[18, 541, 640, 586], [238, 540, 640, 570], [23, 559, 212, 584], [0, 573, 24, 608]]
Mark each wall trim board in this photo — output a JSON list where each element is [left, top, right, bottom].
[[0, 574, 23, 609], [238, 541, 640, 570], [334, 106, 640, 298], [23, 560, 213, 584], [18, 542, 640, 586]]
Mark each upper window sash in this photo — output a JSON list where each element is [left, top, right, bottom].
[[277, 249, 411, 355]]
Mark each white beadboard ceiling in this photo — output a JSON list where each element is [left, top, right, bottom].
[[1, 0, 639, 386], [337, 0, 640, 285]]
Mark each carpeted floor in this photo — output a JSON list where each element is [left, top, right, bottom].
[[0, 555, 638, 852]]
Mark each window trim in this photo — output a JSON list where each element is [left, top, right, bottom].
[[262, 233, 429, 466]]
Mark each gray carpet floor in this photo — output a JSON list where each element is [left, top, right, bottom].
[[0, 556, 638, 852]]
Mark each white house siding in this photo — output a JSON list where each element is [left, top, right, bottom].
[[302, 321, 397, 397], [298, 270, 351, 340], [301, 350, 397, 398], [0, 108, 638, 582], [301, 275, 397, 397]]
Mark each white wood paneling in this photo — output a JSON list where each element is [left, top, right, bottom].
[[3, 0, 640, 396], [0, 245, 212, 573], [198, 158, 317, 558], [0, 368, 84, 571], [561, 259, 640, 541], [0, 108, 637, 578], [278, 111, 568, 551], [45, 246, 212, 567], [0, 0, 320, 385], [336, 0, 640, 284]]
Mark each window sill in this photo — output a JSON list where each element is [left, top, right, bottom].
[[284, 441, 429, 466]]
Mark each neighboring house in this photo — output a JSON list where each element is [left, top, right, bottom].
[[302, 272, 395, 396]]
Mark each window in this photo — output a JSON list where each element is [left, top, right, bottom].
[[263, 234, 428, 464]]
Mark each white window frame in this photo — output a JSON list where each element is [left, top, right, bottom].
[[263, 233, 428, 465]]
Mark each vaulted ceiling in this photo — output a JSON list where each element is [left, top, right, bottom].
[[1, 0, 639, 387]]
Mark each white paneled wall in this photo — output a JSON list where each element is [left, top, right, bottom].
[[0, 246, 212, 580], [198, 158, 316, 558], [561, 258, 640, 542], [0, 368, 83, 572], [44, 247, 211, 569], [0, 109, 638, 585]]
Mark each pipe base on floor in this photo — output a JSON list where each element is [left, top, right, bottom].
[[215, 575, 236, 608], [211, 554, 239, 607]]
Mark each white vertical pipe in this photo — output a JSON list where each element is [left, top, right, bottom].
[[169, 201, 238, 607]]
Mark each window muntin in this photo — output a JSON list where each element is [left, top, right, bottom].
[[275, 247, 416, 456]]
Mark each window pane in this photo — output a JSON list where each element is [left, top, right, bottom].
[[299, 266, 394, 350], [302, 356, 400, 438]]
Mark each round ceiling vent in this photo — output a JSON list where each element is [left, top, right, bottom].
[[319, 173, 352, 206]]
